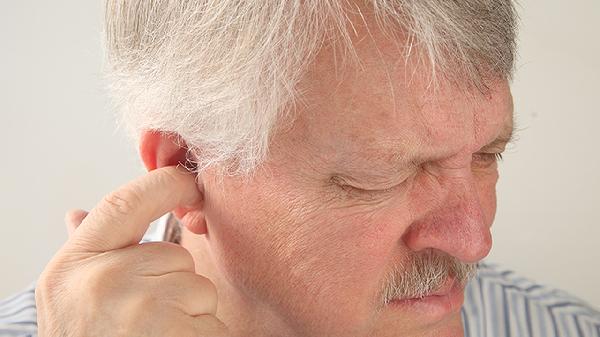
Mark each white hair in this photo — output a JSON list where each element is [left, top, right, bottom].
[[103, 0, 517, 175]]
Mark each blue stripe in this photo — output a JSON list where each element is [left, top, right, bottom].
[[0, 290, 34, 311], [536, 297, 549, 337], [0, 328, 35, 336], [461, 306, 471, 337], [465, 265, 600, 337], [548, 301, 593, 314], [502, 284, 512, 337], [525, 285, 543, 292], [546, 302, 586, 337], [0, 321, 37, 327], [573, 314, 585, 337], [524, 295, 533, 337], [548, 306, 562, 336], [487, 277, 505, 336], [477, 273, 489, 335], [0, 305, 36, 320]]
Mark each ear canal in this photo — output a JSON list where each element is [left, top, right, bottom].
[[180, 149, 198, 172]]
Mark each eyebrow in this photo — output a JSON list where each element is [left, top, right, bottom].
[[344, 116, 517, 178], [480, 123, 516, 152]]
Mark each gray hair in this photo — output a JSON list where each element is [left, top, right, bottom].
[[104, 0, 517, 175]]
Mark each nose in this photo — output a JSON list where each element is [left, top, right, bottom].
[[401, 171, 493, 263]]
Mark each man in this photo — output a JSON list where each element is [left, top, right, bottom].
[[1, 1, 599, 336]]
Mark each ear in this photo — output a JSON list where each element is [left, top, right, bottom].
[[139, 130, 207, 235]]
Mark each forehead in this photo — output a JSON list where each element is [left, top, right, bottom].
[[289, 16, 513, 166]]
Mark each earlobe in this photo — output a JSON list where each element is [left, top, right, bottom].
[[139, 130, 207, 235], [177, 210, 208, 235]]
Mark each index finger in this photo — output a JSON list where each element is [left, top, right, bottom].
[[69, 166, 201, 252]]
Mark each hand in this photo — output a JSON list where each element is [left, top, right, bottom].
[[35, 166, 229, 337]]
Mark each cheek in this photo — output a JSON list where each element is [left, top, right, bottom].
[[203, 175, 406, 334], [202, 180, 288, 298]]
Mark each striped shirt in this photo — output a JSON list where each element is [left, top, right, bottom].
[[2, 215, 599, 337]]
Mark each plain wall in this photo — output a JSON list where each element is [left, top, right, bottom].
[[1, 0, 599, 307]]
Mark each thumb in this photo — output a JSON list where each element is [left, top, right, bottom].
[[64, 209, 89, 238]]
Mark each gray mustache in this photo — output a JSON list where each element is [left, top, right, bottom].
[[379, 249, 477, 305]]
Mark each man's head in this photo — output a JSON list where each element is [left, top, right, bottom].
[[104, 1, 516, 336]]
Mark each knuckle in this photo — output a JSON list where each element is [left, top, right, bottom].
[[187, 274, 218, 313], [195, 275, 218, 299], [128, 293, 159, 314], [35, 262, 72, 303], [169, 244, 197, 270], [35, 266, 82, 320], [101, 188, 142, 217], [34, 272, 56, 305], [147, 242, 196, 272], [84, 260, 124, 295], [191, 315, 229, 336], [120, 293, 175, 332], [116, 297, 156, 335]]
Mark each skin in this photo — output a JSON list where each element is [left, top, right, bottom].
[[47, 8, 514, 337], [159, 12, 514, 337], [38, 168, 229, 337]]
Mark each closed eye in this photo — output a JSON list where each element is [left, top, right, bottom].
[[330, 174, 408, 201], [472, 152, 504, 168]]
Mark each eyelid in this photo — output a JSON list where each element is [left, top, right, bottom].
[[480, 127, 519, 153], [330, 173, 409, 195], [472, 152, 504, 168], [331, 172, 398, 189]]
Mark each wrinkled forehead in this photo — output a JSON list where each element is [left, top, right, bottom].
[[292, 15, 513, 164]]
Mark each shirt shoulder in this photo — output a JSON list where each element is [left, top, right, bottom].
[[0, 281, 38, 337], [462, 262, 600, 337]]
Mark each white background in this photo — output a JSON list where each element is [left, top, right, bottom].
[[1, 1, 599, 306]]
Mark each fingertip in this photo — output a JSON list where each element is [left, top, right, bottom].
[[72, 166, 204, 252], [65, 209, 89, 227], [163, 165, 204, 207]]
